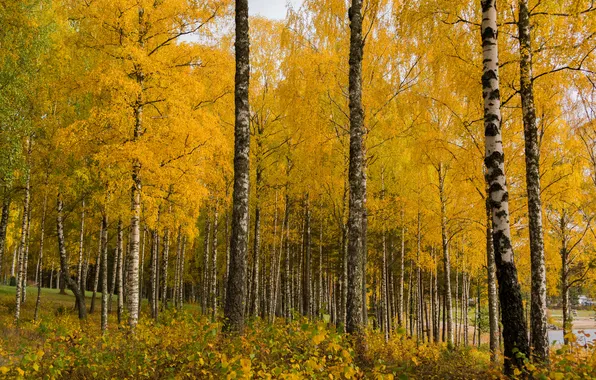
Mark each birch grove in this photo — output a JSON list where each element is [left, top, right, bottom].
[[1, 0, 595, 377]]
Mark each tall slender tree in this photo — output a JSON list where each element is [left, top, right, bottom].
[[0, 197, 10, 284], [33, 192, 48, 321], [211, 208, 219, 320], [224, 0, 251, 333], [116, 220, 124, 324], [161, 229, 170, 310], [485, 192, 499, 362], [77, 200, 85, 303], [101, 213, 109, 332], [90, 221, 103, 314], [517, 0, 548, 363], [14, 139, 31, 324], [346, 0, 365, 337], [437, 162, 453, 347], [398, 216, 405, 328], [481, 0, 530, 373], [126, 2, 145, 331], [202, 214, 211, 314], [57, 194, 87, 319], [302, 194, 312, 317]]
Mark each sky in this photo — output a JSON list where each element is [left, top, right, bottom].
[[249, 0, 303, 20]]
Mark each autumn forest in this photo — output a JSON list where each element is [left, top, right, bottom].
[[1, 0, 596, 378]]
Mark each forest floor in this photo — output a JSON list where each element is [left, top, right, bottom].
[[0, 286, 593, 379]]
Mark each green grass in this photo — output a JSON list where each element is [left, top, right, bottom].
[[550, 308, 596, 319], [0, 285, 99, 303], [0, 283, 200, 318]]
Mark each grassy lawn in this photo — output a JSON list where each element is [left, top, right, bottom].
[[549, 308, 596, 319], [0, 284, 199, 318], [0, 285, 99, 303]]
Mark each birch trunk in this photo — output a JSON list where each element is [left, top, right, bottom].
[[318, 210, 323, 317], [34, 193, 48, 321], [382, 224, 389, 342], [82, 241, 90, 296], [160, 229, 170, 310], [101, 213, 109, 332], [295, 224, 303, 316], [362, 162, 368, 328], [517, 0, 548, 363], [438, 163, 453, 347], [429, 268, 435, 342], [174, 228, 181, 309], [202, 215, 211, 314], [372, 273, 378, 330], [302, 194, 312, 317], [477, 278, 482, 346], [223, 211, 230, 307], [455, 264, 459, 346], [211, 208, 219, 320], [179, 236, 186, 309], [14, 151, 30, 324], [77, 200, 85, 304], [116, 220, 124, 324], [109, 244, 117, 313], [398, 219, 405, 328], [416, 211, 422, 343], [346, 0, 365, 338], [251, 199, 261, 317], [57, 195, 87, 319], [341, 190, 348, 328], [150, 228, 159, 320], [260, 249, 266, 317], [22, 207, 30, 303], [224, 0, 251, 332], [481, 0, 530, 372], [485, 193, 499, 361], [433, 247, 440, 342], [284, 194, 291, 320], [59, 266, 66, 295], [425, 296, 431, 343], [474, 280, 479, 346], [273, 208, 285, 319], [389, 238, 395, 332], [90, 222, 103, 314], [442, 280, 446, 342], [139, 227, 146, 315], [127, 3, 145, 331], [127, 190, 141, 328], [0, 197, 10, 283], [463, 272, 469, 347], [408, 259, 414, 337], [560, 210, 572, 344], [269, 192, 279, 321]]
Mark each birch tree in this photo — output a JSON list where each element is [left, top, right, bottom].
[[224, 0, 251, 333], [33, 192, 47, 321], [101, 213, 109, 332], [14, 140, 31, 324], [481, 0, 529, 373], [346, 0, 365, 338], [56, 194, 87, 320], [516, 0, 549, 363]]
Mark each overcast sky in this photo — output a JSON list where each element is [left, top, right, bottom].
[[249, 0, 303, 20]]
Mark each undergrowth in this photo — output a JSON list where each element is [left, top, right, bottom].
[[0, 289, 594, 379]]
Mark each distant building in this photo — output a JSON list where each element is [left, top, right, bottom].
[[578, 295, 595, 306]]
